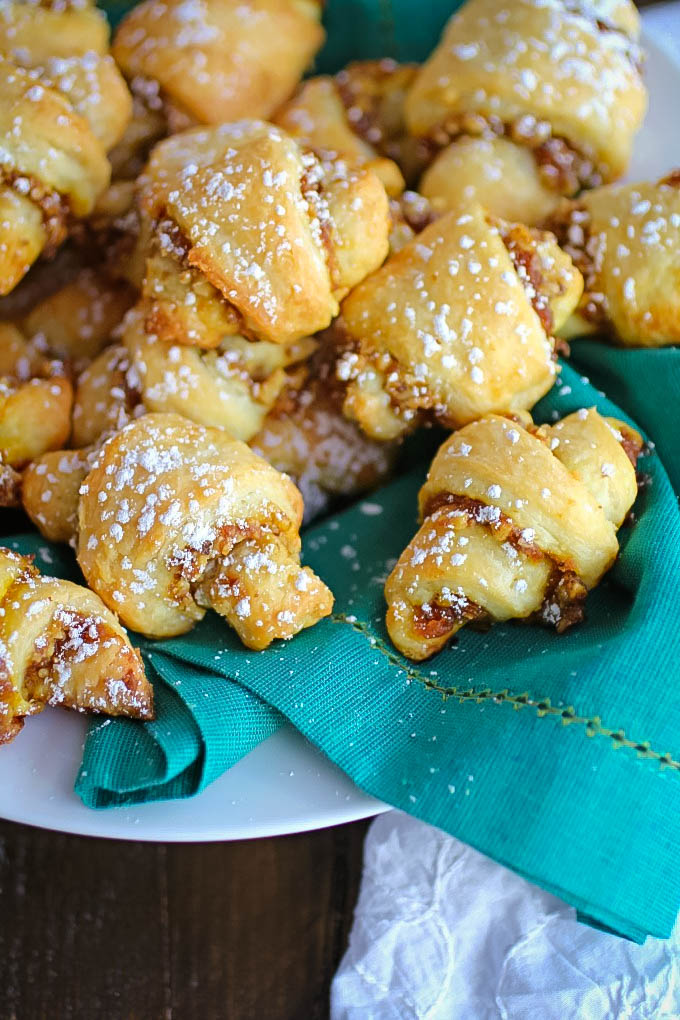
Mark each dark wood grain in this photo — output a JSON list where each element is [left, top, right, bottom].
[[0, 818, 369, 1020]]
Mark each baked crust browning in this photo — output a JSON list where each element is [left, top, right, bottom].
[[77, 412, 333, 648], [0, 546, 152, 746], [0, 324, 73, 468], [551, 174, 680, 346], [140, 121, 390, 347], [386, 409, 640, 660], [336, 204, 582, 440], [0, 57, 111, 294], [113, 0, 324, 127], [405, 0, 646, 223]]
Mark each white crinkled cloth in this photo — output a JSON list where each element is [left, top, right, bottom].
[[331, 812, 680, 1019]]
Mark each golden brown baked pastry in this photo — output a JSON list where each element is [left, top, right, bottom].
[[0, 0, 110, 61], [420, 136, 562, 226], [77, 413, 334, 649], [123, 305, 316, 441], [406, 0, 646, 224], [0, 545, 153, 745], [550, 173, 680, 347], [22, 446, 94, 543], [21, 268, 135, 367], [274, 61, 423, 196], [0, 57, 111, 294], [0, 324, 73, 468], [140, 120, 390, 348], [336, 204, 583, 440], [0, 0, 132, 153], [24, 339, 397, 538], [250, 348, 398, 522], [385, 408, 642, 660], [113, 0, 324, 129], [71, 342, 142, 448]]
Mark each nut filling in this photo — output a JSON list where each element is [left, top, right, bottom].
[[422, 494, 588, 633], [549, 204, 606, 324], [427, 113, 604, 196], [2, 169, 71, 252]]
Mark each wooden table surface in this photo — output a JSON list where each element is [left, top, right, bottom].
[[0, 815, 371, 1019]]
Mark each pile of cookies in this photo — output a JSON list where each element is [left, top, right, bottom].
[[1, 0, 676, 744]]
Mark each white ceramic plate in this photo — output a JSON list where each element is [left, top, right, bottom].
[[0, 31, 677, 842]]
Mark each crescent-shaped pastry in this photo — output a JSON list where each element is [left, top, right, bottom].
[[0, 57, 111, 295], [122, 305, 316, 442], [250, 348, 398, 522], [274, 60, 422, 196], [336, 204, 583, 440], [21, 269, 136, 368], [71, 343, 142, 448], [550, 173, 680, 347], [77, 413, 334, 648], [140, 121, 390, 348], [0, 324, 73, 468], [0, 0, 131, 151], [22, 446, 94, 544], [113, 0, 324, 128], [386, 408, 642, 660], [406, 0, 646, 224], [0, 546, 153, 745]]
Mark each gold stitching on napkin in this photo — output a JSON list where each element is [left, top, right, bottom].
[[333, 614, 680, 772]]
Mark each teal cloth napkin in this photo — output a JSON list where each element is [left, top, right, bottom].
[[8, 360, 680, 942], [4, 0, 680, 945]]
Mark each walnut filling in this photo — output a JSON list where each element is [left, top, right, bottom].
[[619, 426, 643, 466], [388, 191, 436, 252], [146, 215, 246, 338], [549, 204, 607, 324], [660, 170, 680, 188], [412, 595, 487, 639], [335, 60, 427, 181], [1, 169, 70, 253], [336, 60, 406, 152], [0, 461, 20, 507], [421, 494, 588, 633], [499, 224, 554, 335], [298, 151, 339, 286], [24, 609, 149, 716], [427, 113, 603, 197]]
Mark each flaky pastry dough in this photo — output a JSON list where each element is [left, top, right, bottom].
[[406, 0, 646, 223], [386, 408, 642, 660], [77, 413, 334, 648], [123, 304, 316, 442], [140, 120, 390, 348], [0, 546, 152, 745], [21, 268, 135, 367], [0, 57, 111, 294], [0, 323, 73, 468], [551, 173, 680, 347], [113, 0, 324, 128], [336, 204, 582, 440]]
